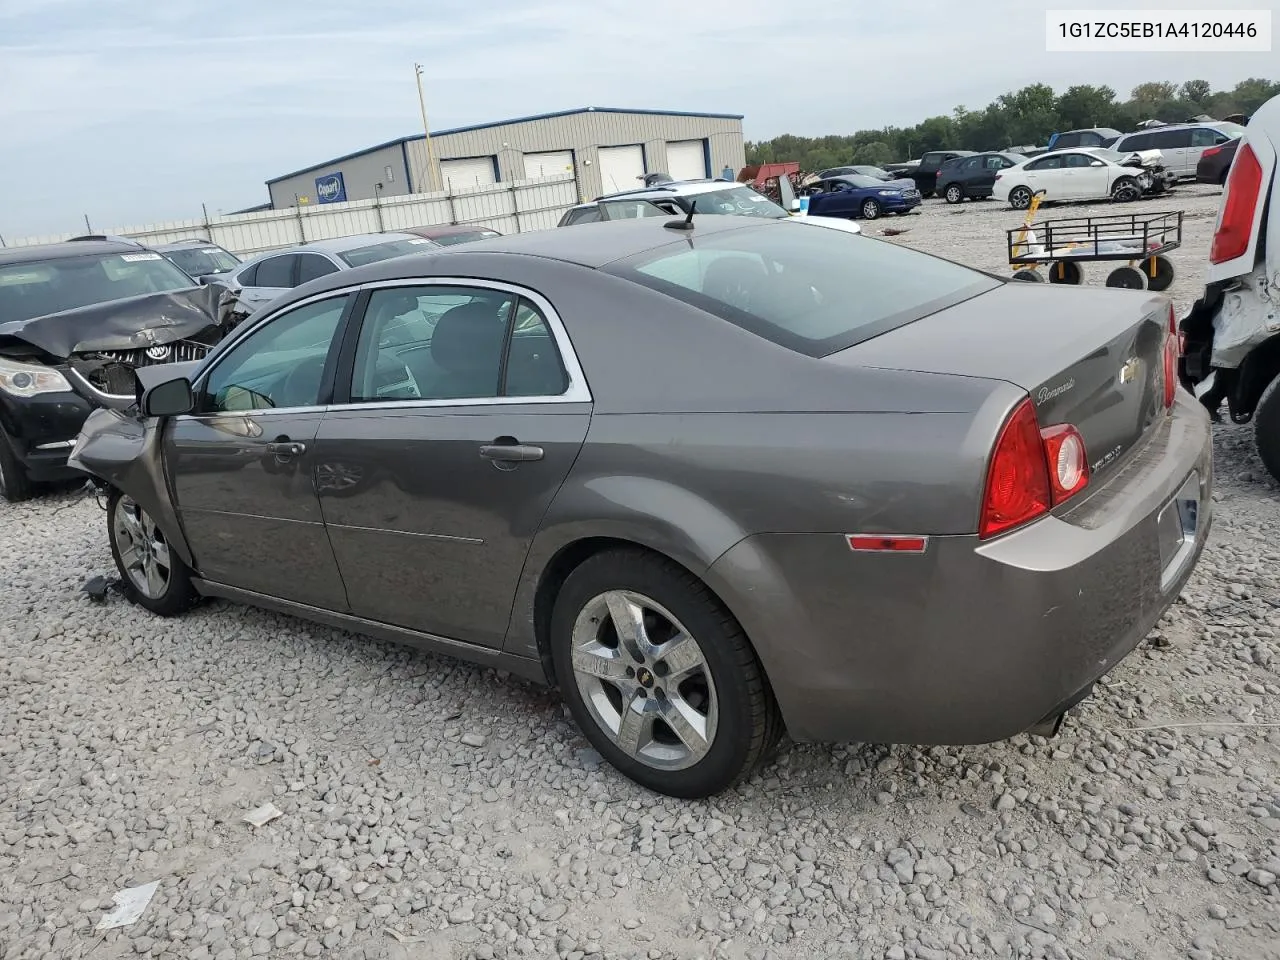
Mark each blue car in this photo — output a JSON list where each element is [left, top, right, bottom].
[[804, 174, 921, 220]]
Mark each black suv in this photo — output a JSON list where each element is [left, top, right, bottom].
[[0, 238, 229, 500]]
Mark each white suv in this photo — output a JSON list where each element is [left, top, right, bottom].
[[1112, 122, 1246, 180], [1179, 96, 1280, 480]]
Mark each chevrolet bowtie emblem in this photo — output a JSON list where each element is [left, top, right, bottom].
[[1119, 357, 1140, 385]]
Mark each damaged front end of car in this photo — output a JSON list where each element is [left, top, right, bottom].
[[1, 283, 240, 412], [1116, 149, 1176, 195]]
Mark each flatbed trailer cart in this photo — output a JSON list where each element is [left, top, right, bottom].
[[1006, 190, 1183, 291]]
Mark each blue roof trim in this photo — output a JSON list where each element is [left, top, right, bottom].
[[265, 107, 745, 185]]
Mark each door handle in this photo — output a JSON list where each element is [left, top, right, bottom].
[[267, 439, 306, 458], [479, 442, 544, 462]]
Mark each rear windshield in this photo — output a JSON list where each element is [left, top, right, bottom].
[[604, 222, 998, 358], [678, 186, 788, 219], [431, 230, 501, 246], [165, 246, 240, 276], [338, 237, 437, 267], [0, 252, 196, 324]]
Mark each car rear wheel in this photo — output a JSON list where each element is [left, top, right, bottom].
[[1254, 373, 1280, 485], [1011, 269, 1043, 282], [1111, 177, 1141, 203], [860, 199, 882, 220], [1009, 187, 1033, 210], [0, 429, 33, 503], [551, 549, 782, 798], [944, 184, 964, 204], [108, 489, 198, 616], [1105, 265, 1147, 289]]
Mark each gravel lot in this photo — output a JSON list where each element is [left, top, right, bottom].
[[3, 184, 1279, 960]]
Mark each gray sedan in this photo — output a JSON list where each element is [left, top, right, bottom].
[[69, 215, 1212, 798]]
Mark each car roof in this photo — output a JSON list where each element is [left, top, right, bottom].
[[153, 239, 231, 251], [299, 232, 425, 253], [0, 238, 147, 265], [407, 224, 500, 237], [1117, 122, 1231, 136]]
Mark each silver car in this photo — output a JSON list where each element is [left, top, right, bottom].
[[225, 233, 440, 313], [70, 215, 1211, 799]]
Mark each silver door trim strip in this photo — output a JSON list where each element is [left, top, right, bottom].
[[181, 506, 325, 526], [327, 522, 483, 544]]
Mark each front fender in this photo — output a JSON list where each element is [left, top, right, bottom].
[[68, 409, 195, 568]]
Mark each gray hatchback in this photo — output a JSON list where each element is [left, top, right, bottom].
[[70, 215, 1211, 798]]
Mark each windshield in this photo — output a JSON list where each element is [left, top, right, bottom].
[[0, 252, 197, 324], [1213, 122, 1247, 138], [164, 246, 240, 277], [605, 222, 998, 358], [337, 237, 437, 267], [843, 175, 889, 189], [431, 230, 501, 246], [679, 186, 788, 219]]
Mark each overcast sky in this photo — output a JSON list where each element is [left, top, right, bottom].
[[0, 0, 1273, 238]]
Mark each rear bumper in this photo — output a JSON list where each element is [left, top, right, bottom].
[[704, 393, 1213, 744], [0, 391, 93, 480]]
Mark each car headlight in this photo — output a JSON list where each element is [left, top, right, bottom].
[[877, 190, 900, 196], [0, 356, 73, 397]]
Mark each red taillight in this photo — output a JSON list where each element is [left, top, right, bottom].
[[994, 173, 1002, 181], [980, 399, 1052, 539], [1040, 425, 1089, 503], [1202, 144, 1223, 159], [980, 398, 1091, 539], [1210, 142, 1263, 264]]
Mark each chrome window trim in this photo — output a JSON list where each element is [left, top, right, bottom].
[[175, 275, 593, 423], [340, 276, 593, 407]]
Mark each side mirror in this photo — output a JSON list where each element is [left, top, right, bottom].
[[141, 377, 194, 417], [1091, 160, 1105, 166]]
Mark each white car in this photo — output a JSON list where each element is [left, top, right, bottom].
[[1179, 94, 1280, 481], [992, 148, 1165, 209]]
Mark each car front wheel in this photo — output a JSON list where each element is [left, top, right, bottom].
[[551, 549, 782, 798], [1255, 372, 1280, 485], [108, 489, 199, 616]]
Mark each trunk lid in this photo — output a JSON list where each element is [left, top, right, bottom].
[[835, 282, 1172, 479]]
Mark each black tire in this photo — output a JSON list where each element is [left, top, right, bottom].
[[0, 429, 33, 503], [860, 199, 882, 220], [1009, 187, 1033, 210], [1106, 265, 1147, 289], [550, 548, 782, 798], [943, 183, 964, 204], [1011, 269, 1043, 282], [1255, 372, 1280, 486], [1142, 254, 1175, 292], [1048, 260, 1084, 285], [107, 488, 199, 616], [1111, 177, 1141, 203]]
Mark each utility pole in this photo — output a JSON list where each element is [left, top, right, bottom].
[[414, 63, 441, 193]]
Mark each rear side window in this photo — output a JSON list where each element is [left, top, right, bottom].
[[604, 223, 998, 359], [255, 255, 296, 288], [565, 207, 602, 225], [1120, 133, 1153, 151]]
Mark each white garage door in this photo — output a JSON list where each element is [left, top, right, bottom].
[[597, 145, 645, 193], [523, 150, 574, 179], [439, 157, 496, 189], [666, 140, 707, 181]]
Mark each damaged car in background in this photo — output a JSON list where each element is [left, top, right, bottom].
[[0, 237, 239, 501], [1180, 93, 1280, 482], [994, 147, 1175, 209]]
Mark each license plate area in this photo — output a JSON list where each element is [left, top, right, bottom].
[[1157, 471, 1200, 591]]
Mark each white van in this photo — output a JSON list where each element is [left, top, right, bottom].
[[1179, 96, 1280, 481], [1113, 122, 1247, 180]]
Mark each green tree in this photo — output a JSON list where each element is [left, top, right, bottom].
[[1180, 79, 1211, 104], [1131, 81, 1178, 104], [1055, 84, 1119, 129], [853, 141, 892, 165]]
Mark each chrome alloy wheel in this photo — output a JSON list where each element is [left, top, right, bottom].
[[112, 495, 172, 599], [570, 590, 719, 771]]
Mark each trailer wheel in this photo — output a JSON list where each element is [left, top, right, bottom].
[[1106, 265, 1147, 289], [1142, 255, 1175, 292], [1048, 260, 1083, 285], [1011, 269, 1043, 282]]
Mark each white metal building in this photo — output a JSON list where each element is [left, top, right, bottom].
[[265, 107, 746, 209]]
